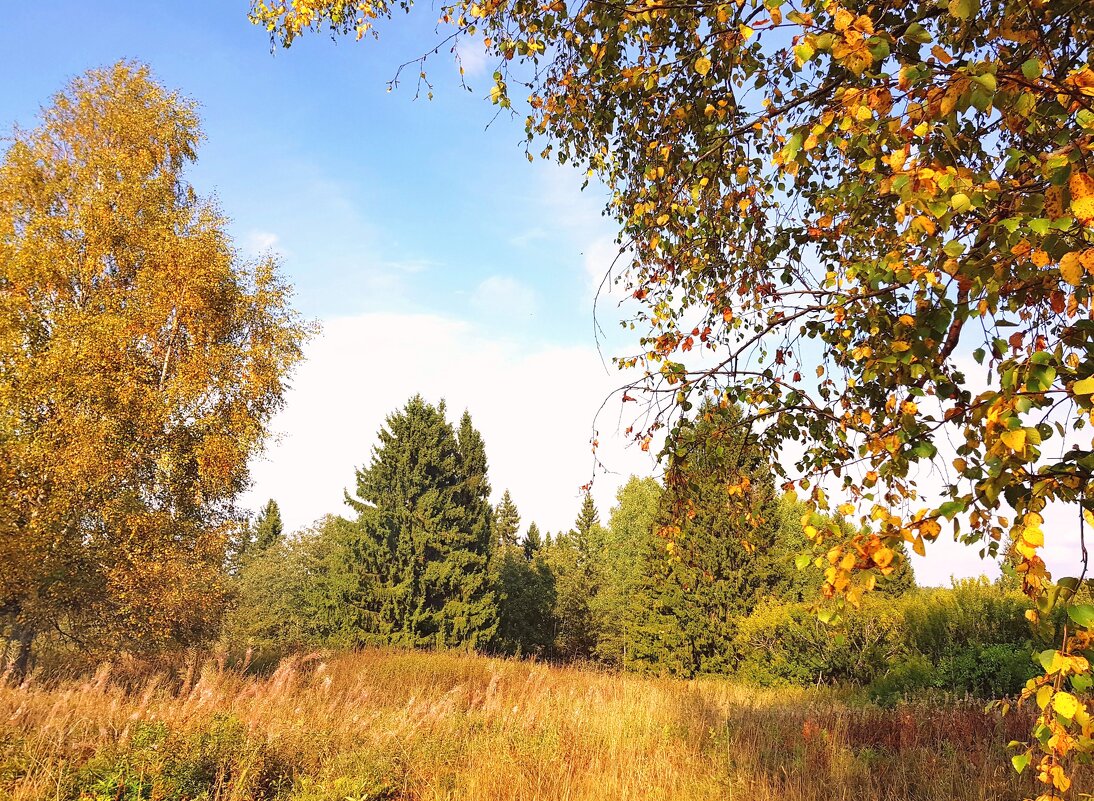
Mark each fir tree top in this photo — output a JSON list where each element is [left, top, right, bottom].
[[494, 490, 521, 550], [253, 499, 284, 551]]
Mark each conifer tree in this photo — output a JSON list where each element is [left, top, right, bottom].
[[523, 522, 543, 560], [548, 492, 602, 660], [343, 397, 497, 649], [253, 499, 284, 551], [591, 477, 664, 669], [642, 404, 794, 675], [493, 490, 521, 550]]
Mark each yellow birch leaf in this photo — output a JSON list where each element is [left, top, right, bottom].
[[1000, 429, 1026, 452]]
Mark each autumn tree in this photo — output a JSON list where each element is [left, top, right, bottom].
[[254, 0, 1094, 791], [0, 62, 308, 673]]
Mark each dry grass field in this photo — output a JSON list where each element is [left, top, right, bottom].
[[0, 648, 1074, 800]]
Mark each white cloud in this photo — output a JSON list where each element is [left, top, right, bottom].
[[244, 307, 1084, 590], [470, 275, 538, 319], [243, 230, 282, 257], [244, 312, 658, 537], [454, 35, 490, 79]]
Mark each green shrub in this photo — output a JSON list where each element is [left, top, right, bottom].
[[733, 597, 897, 687], [868, 654, 937, 705]]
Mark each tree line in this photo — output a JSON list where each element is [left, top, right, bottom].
[[225, 394, 1038, 697]]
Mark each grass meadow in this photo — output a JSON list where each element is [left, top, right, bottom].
[[0, 648, 1076, 800]]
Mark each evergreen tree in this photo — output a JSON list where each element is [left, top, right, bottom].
[[342, 396, 498, 650], [591, 477, 664, 669], [493, 490, 521, 550], [523, 522, 544, 560], [638, 404, 793, 676], [253, 499, 284, 551], [548, 492, 603, 660]]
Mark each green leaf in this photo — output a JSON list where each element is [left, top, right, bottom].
[[1068, 604, 1094, 628], [950, 193, 971, 212], [793, 42, 815, 64], [1028, 218, 1051, 235], [1039, 649, 1057, 672], [1022, 59, 1042, 80], [1011, 753, 1031, 775], [943, 239, 966, 257], [972, 73, 997, 92], [795, 553, 812, 570]]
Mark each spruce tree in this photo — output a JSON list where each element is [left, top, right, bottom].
[[253, 499, 284, 551], [591, 477, 664, 669], [493, 490, 521, 550], [640, 403, 789, 675], [343, 396, 498, 649], [523, 522, 544, 560], [548, 492, 602, 660]]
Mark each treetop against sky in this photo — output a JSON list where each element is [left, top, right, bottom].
[[0, 1, 1079, 586]]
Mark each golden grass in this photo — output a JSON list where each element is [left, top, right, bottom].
[[0, 648, 1074, 800]]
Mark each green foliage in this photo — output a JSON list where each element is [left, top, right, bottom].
[[734, 597, 899, 688], [73, 716, 290, 801], [341, 397, 498, 650], [546, 492, 603, 660], [253, 499, 285, 552], [732, 579, 1035, 699], [223, 516, 357, 648]]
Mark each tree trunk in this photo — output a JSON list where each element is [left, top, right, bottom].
[[4, 623, 34, 682]]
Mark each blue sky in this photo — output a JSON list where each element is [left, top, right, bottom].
[[1, 2, 1044, 585], [1, 1, 616, 337], [0, 1, 653, 541]]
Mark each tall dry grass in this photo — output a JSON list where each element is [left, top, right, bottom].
[[0, 648, 1076, 800]]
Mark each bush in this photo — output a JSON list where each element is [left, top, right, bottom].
[[736, 579, 1036, 700], [733, 597, 897, 687]]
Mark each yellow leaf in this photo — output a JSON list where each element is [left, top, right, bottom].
[[1037, 684, 1053, 710], [694, 56, 712, 76], [1054, 691, 1080, 719], [1070, 172, 1094, 225], [931, 45, 953, 64], [1000, 429, 1026, 452], [1022, 526, 1044, 547], [872, 546, 894, 569], [1062, 254, 1084, 286]]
